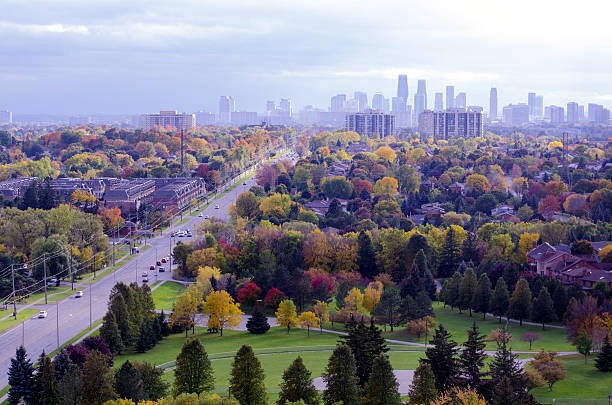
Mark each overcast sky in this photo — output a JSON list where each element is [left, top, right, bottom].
[[2, 0, 612, 115]]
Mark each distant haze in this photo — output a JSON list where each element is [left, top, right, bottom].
[[2, 0, 612, 114]]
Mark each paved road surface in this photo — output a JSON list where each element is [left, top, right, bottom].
[[0, 150, 296, 388]]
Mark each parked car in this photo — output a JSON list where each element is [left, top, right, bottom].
[[204, 215, 209, 220], [38, 310, 47, 318], [243, 182, 247, 185], [74, 291, 83, 298], [198, 213, 203, 217]]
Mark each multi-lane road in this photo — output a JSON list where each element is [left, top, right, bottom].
[[0, 150, 297, 389]]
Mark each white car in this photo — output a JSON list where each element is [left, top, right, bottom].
[[74, 291, 83, 298], [38, 310, 47, 318], [198, 213, 203, 217], [215, 205, 220, 209]]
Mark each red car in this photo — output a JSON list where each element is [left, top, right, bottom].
[[161, 258, 167, 263], [156, 261, 162, 266], [149, 265, 155, 270]]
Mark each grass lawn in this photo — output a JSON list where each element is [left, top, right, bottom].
[[151, 281, 186, 311], [530, 354, 612, 404], [0, 308, 41, 333]]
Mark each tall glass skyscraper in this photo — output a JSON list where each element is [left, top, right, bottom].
[[445, 86, 455, 109], [397, 74, 408, 100], [489, 88, 498, 120]]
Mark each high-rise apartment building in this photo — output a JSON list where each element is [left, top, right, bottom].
[[330, 94, 347, 112], [195, 111, 215, 126], [528, 93, 537, 118], [588, 103, 611, 123], [503, 104, 529, 125], [140, 111, 195, 131], [413, 80, 427, 126], [418, 109, 483, 140], [566, 102, 579, 123], [417, 80, 427, 108], [455, 92, 466, 109], [391, 97, 406, 113], [266, 100, 275, 112], [489, 88, 498, 121], [445, 86, 455, 109], [0, 110, 12, 124], [549, 106, 564, 123], [434, 93, 444, 111], [354, 92, 368, 112], [397, 75, 408, 100], [279, 99, 292, 116], [219, 96, 235, 122], [346, 110, 395, 138], [536, 96, 543, 118], [372, 93, 386, 111]]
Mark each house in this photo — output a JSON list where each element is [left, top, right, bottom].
[[448, 182, 465, 195], [585, 161, 603, 172], [105, 179, 156, 214], [325, 160, 351, 177], [151, 178, 206, 210], [0, 177, 37, 200], [561, 267, 612, 289], [304, 199, 348, 217], [491, 204, 515, 220], [346, 142, 372, 155], [526, 242, 582, 277], [419, 202, 445, 218]]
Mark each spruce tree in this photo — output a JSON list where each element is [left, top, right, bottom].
[[247, 308, 271, 334], [552, 285, 568, 321], [81, 350, 117, 405], [57, 363, 83, 405], [357, 231, 378, 279], [7, 345, 36, 405], [407, 360, 437, 405], [52, 349, 73, 383], [159, 310, 170, 337], [489, 277, 510, 323], [341, 318, 389, 386], [133, 361, 169, 401], [472, 273, 492, 320], [424, 324, 459, 393], [595, 335, 612, 372], [508, 278, 532, 326], [322, 344, 360, 405], [438, 226, 461, 277], [114, 360, 146, 402], [100, 310, 125, 355], [458, 268, 478, 316], [230, 344, 267, 405], [173, 338, 214, 396], [109, 293, 135, 347], [531, 287, 556, 330], [362, 354, 402, 405], [456, 322, 489, 394], [277, 356, 319, 405], [36, 352, 60, 405], [490, 336, 527, 402], [444, 272, 461, 311], [136, 319, 155, 353], [412, 249, 436, 300]]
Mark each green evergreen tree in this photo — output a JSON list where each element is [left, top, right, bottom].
[[39, 180, 58, 210], [173, 339, 214, 396], [458, 268, 478, 316], [247, 308, 271, 334], [114, 360, 145, 402], [230, 344, 267, 405], [531, 287, 556, 330], [136, 319, 155, 353], [375, 287, 402, 332], [36, 352, 60, 405], [490, 336, 528, 403], [133, 361, 169, 401], [277, 356, 319, 405], [472, 273, 492, 320], [508, 278, 532, 326], [424, 324, 459, 393], [407, 360, 437, 405], [595, 335, 612, 372], [438, 226, 461, 277], [462, 232, 481, 264], [362, 354, 402, 405], [7, 345, 36, 405], [159, 310, 170, 337], [100, 310, 125, 355], [57, 363, 83, 405], [322, 344, 360, 405], [341, 318, 389, 386], [52, 349, 73, 383], [491, 376, 518, 405], [444, 272, 461, 311], [109, 293, 135, 347], [456, 322, 489, 394], [563, 297, 577, 325], [412, 249, 436, 299], [81, 350, 117, 405], [552, 285, 568, 321], [357, 231, 378, 279], [489, 278, 510, 323]]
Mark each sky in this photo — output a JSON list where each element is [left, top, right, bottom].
[[2, 0, 612, 115]]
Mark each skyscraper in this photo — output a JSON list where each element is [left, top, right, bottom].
[[536, 96, 543, 118], [566, 102, 579, 123], [413, 80, 427, 125], [266, 100, 275, 112], [279, 99, 292, 116], [549, 106, 564, 123], [330, 94, 346, 112], [489, 88, 498, 120], [372, 93, 385, 111], [0, 110, 12, 124], [417, 80, 427, 108], [397, 75, 408, 100], [354, 92, 368, 112], [219, 96, 235, 122], [434, 93, 444, 111], [140, 111, 195, 130], [392, 97, 406, 113], [346, 110, 395, 138], [445, 86, 454, 109], [528, 92, 537, 118], [455, 92, 466, 109]]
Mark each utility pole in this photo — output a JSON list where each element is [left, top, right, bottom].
[[169, 236, 173, 274], [92, 238, 96, 278], [112, 227, 116, 266], [180, 128, 184, 174], [135, 255, 138, 284], [56, 300, 59, 349], [11, 264, 17, 320], [89, 283, 92, 329], [43, 253, 48, 304], [69, 249, 74, 290]]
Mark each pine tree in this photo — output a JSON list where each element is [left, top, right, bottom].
[[531, 287, 556, 330], [490, 336, 528, 402], [322, 344, 360, 405], [81, 350, 117, 405], [57, 363, 83, 405], [52, 349, 73, 383], [407, 360, 437, 405], [36, 352, 60, 405], [362, 354, 402, 405], [110, 293, 135, 347], [458, 268, 478, 316], [438, 226, 461, 277], [247, 308, 271, 334], [100, 310, 125, 355], [8, 345, 36, 405], [508, 278, 532, 326], [424, 324, 459, 393], [595, 335, 612, 372], [357, 231, 378, 279], [159, 310, 170, 337], [552, 285, 568, 321], [462, 233, 481, 264], [472, 273, 492, 320], [444, 272, 462, 311], [230, 344, 267, 405], [136, 319, 155, 353], [491, 376, 518, 405], [277, 356, 319, 405], [408, 249, 436, 300], [114, 360, 145, 402], [133, 361, 169, 401], [173, 338, 214, 395], [456, 322, 489, 394], [341, 318, 389, 386], [489, 278, 510, 323]]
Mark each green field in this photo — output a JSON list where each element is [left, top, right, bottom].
[[151, 281, 187, 311], [0, 308, 41, 333]]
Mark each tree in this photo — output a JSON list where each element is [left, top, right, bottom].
[[489, 336, 527, 402], [235, 191, 259, 218], [529, 351, 566, 391], [575, 332, 593, 364], [520, 332, 541, 351], [472, 274, 492, 320], [36, 352, 60, 405], [465, 174, 491, 194], [8, 346, 36, 405], [532, 287, 555, 329], [321, 176, 354, 199], [237, 282, 262, 307], [341, 319, 389, 387], [508, 278, 532, 326], [276, 299, 298, 333], [277, 356, 319, 405], [375, 287, 402, 332], [517, 232, 539, 264], [313, 301, 330, 333], [443, 272, 461, 311], [344, 288, 363, 311], [475, 193, 498, 215], [230, 345, 267, 405], [114, 360, 145, 402], [362, 281, 384, 315], [81, 350, 117, 405], [322, 344, 360, 405], [458, 268, 477, 316], [456, 323, 488, 394], [373, 177, 399, 196], [405, 316, 436, 340], [246, 308, 270, 334], [133, 361, 168, 401], [438, 226, 461, 277], [595, 335, 612, 372], [375, 146, 397, 162], [100, 310, 125, 355], [489, 277, 510, 323], [407, 360, 437, 405], [357, 231, 378, 278], [109, 293, 136, 347], [362, 354, 402, 405], [171, 290, 199, 336], [571, 240, 595, 255], [52, 349, 73, 383], [203, 290, 244, 336], [57, 364, 83, 405], [173, 339, 214, 396], [296, 311, 320, 336], [424, 325, 459, 392], [538, 195, 560, 221]]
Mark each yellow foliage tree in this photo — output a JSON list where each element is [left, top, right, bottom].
[[548, 141, 563, 151], [297, 311, 320, 336], [276, 299, 298, 333], [465, 174, 491, 194], [362, 281, 384, 314], [202, 290, 243, 336], [313, 301, 330, 333], [599, 245, 612, 262], [432, 388, 488, 405], [375, 146, 397, 162], [195, 266, 221, 296], [373, 177, 399, 196], [517, 232, 540, 264], [259, 193, 291, 218], [170, 289, 200, 337], [344, 288, 363, 312]]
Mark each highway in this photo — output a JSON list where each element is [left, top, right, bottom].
[[0, 150, 296, 389]]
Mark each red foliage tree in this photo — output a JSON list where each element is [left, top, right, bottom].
[[263, 288, 286, 309], [196, 163, 209, 178], [237, 282, 262, 307], [538, 195, 560, 221]]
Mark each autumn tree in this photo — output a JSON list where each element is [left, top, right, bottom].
[[235, 191, 259, 218], [276, 300, 298, 333], [297, 311, 320, 336], [313, 301, 330, 333], [529, 351, 566, 391], [538, 195, 560, 221], [465, 174, 490, 194], [373, 177, 399, 196], [203, 290, 244, 336], [517, 232, 539, 264], [362, 281, 384, 315], [170, 290, 199, 337], [520, 332, 541, 351], [375, 146, 396, 162]]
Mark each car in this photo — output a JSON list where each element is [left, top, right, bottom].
[[161, 258, 167, 263], [204, 215, 209, 220], [142, 272, 148, 277], [142, 277, 148, 283], [158, 266, 165, 272], [198, 213, 203, 217], [215, 205, 220, 209], [38, 310, 47, 318], [149, 265, 155, 270], [187, 232, 192, 237], [74, 291, 83, 298], [156, 261, 162, 266], [243, 182, 247, 185]]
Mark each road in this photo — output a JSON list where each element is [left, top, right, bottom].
[[0, 149, 296, 389]]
